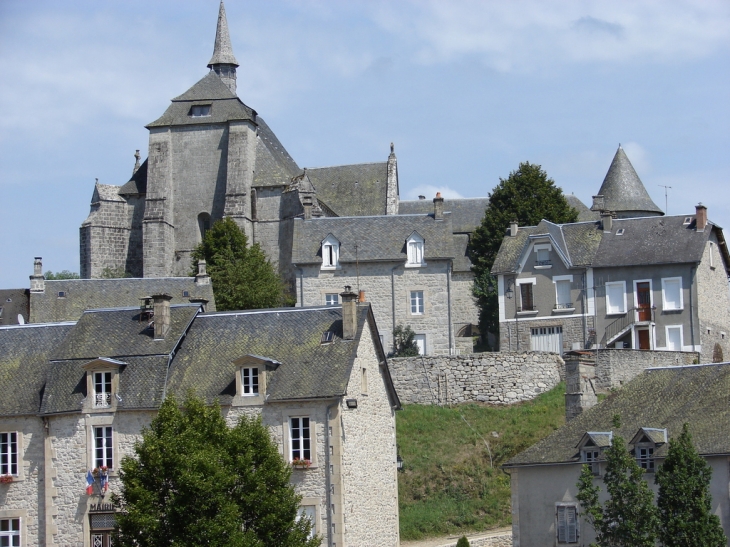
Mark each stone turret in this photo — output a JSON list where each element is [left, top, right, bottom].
[[207, 1, 239, 94]]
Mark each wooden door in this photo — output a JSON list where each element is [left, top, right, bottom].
[[638, 329, 650, 350], [636, 282, 651, 321]]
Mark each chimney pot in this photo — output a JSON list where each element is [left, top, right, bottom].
[[340, 286, 358, 340], [696, 203, 708, 232], [509, 220, 519, 237], [30, 257, 45, 293], [195, 260, 210, 286], [151, 293, 173, 339], [433, 193, 444, 220], [358, 290, 365, 302]]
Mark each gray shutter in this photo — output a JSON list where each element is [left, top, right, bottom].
[[567, 506, 577, 542], [557, 506, 566, 542]]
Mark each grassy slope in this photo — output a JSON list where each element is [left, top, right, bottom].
[[397, 383, 566, 540]]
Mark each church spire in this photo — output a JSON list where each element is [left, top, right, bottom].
[[207, 1, 239, 94]]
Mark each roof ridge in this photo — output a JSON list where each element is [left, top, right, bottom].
[[306, 161, 387, 170]]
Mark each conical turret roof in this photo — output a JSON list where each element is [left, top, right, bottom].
[[592, 146, 663, 217], [207, 1, 238, 68]]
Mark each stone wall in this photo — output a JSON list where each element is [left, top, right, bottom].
[[697, 235, 730, 363], [499, 315, 593, 354], [389, 352, 564, 406], [594, 348, 698, 389]]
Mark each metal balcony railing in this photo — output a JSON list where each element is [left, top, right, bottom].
[[603, 307, 655, 345], [554, 303, 574, 310]]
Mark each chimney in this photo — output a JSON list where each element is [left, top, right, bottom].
[[152, 293, 173, 340], [418, 195, 426, 200], [592, 195, 605, 212], [601, 212, 613, 232], [195, 259, 210, 286], [30, 257, 45, 293], [189, 297, 209, 312], [303, 195, 312, 220], [358, 290, 366, 302], [509, 220, 519, 237], [133, 149, 141, 175], [340, 285, 358, 340], [696, 203, 707, 232], [433, 192, 444, 220]]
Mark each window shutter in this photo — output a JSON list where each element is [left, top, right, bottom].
[[664, 279, 681, 310], [557, 280, 571, 306], [557, 506, 566, 542], [606, 283, 624, 313], [566, 506, 577, 542]]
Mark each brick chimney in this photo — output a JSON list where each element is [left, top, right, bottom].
[[340, 285, 358, 341], [509, 220, 519, 237], [30, 257, 45, 293], [601, 211, 613, 233], [433, 192, 444, 220], [696, 203, 707, 232], [303, 195, 312, 220], [152, 293, 173, 340], [195, 259, 210, 286]]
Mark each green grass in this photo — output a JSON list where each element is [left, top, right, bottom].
[[397, 383, 566, 540]]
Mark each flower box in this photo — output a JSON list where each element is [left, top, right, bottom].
[[291, 458, 312, 469], [0, 475, 13, 484]]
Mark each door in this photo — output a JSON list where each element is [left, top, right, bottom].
[[637, 329, 650, 350], [414, 334, 426, 355], [636, 282, 651, 321], [530, 326, 563, 353]]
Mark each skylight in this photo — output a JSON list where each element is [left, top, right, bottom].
[[321, 331, 334, 344], [615, 229, 625, 236]]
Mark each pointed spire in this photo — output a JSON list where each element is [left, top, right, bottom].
[[208, 1, 238, 68], [591, 145, 663, 218]]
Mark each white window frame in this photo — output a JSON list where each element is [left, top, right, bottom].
[[517, 277, 537, 313], [637, 446, 655, 472], [0, 517, 20, 547], [405, 233, 426, 267], [556, 504, 578, 544], [321, 235, 340, 270], [605, 281, 627, 315], [241, 367, 259, 396], [553, 275, 574, 310], [0, 433, 18, 477], [666, 325, 683, 351], [661, 277, 683, 311], [413, 334, 426, 355], [297, 505, 317, 540], [581, 449, 600, 476], [289, 417, 312, 463], [93, 371, 112, 409], [94, 426, 113, 470], [709, 241, 716, 269], [410, 290, 424, 315], [324, 293, 339, 306]]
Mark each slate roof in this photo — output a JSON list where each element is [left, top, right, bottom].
[[30, 278, 215, 324], [0, 323, 74, 416], [452, 234, 473, 273], [50, 305, 199, 361], [306, 163, 388, 217], [292, 214, 456, 265], [0, 289, 30, 326], [592, 146, 663, 216], [118, 159, 148, 195], [252, 117, 300, 187], [166, 305, 400, 407], [505, 363, 730, 467], [207, 1, 238, 67], [147, 72, 256, 127], [566, 194, 599, 222], [398, 198, 489, 233]]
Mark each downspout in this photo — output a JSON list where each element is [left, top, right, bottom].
[[447, 261, 453, 354], [689, 265, 696, 352], [582, 271, 587, 350], [325, 400, 339, 547], [391, 264, 400, 353], [295, 266, 304, 307]]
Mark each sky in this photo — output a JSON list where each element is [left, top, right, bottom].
[[1, 0, 729, 288]]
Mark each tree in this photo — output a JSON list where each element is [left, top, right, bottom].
[[470, 162, 578, 349], [113, 393, 318, 547], [456, 535, 470, 547], [655, 423, 726, 547], [392, 325, 420, 357], [191, 217, 290, 311], [44, 270, 80, 280], [577, 427, 658, 547], [100, 266, 132, 279]]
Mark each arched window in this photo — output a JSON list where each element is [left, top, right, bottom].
[[198, 213, 211, 241], [406, 232, 426, 267], [321, 235, 340, 270]]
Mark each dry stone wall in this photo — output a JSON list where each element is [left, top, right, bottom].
[[594, 348, 698, 389], [390, 352, 564, 405]]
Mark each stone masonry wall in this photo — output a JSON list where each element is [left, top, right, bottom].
[[500, 315, 594, 354], [390, 352, 564, 405], [697, 235, 730, 363], [594, 348, 698, 389]]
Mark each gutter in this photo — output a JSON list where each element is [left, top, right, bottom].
[[390, 264, 401, 353], [447, 261, 453, 354], [325, 399, 339, 547], [295, 265, 304, 307]]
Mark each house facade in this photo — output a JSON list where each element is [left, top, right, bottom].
[[0, 293, 401, 546], [492, 147, 730, 363], [505, 362, 730, 546]]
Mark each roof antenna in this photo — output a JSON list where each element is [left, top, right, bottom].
[[658, 185, 672, 215]]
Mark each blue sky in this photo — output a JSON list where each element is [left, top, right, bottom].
[[1, 0, 729, 287]]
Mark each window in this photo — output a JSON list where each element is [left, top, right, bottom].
[[536, 248, 551, 266], [297, 506, 317, 540], [410, 291, 424, 315], [582, 449, 600, 476], [321, 331, 334, 344], [0, 433, 18, 476], [198, 213, 211, 241], [58, 291, 67, 298], [94, 372, 112, 409], [666, 326, 682, 351], [94, 427, 113, 469], [325, 293, 339, 306], [321, 235, 340, 270], [361, 367, 368, 394], [241, 368, 259, 395], [190, 104, 211, 117], [557, 505, 578, 543], [554, 278, 572, 309], [406, 233, 425, 267], [709, 242, 716, 269], [615, 228, 625, 236], [0, 518, 20, 547], [414, 334, 426, 355], [637, 446, 655, 472], [520, 283, 535, 311], [662, 278, 683, 310], [605, 281, 626, 314], [290, 417, 311, 462]]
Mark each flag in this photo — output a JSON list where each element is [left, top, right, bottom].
[[100, 472, 109, 493], [85, 470, 94, 495]]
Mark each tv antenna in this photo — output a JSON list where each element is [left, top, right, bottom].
[[658, 185, 672, 215]]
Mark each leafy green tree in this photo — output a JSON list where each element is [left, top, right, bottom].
[[191, 217, 290, 311], [577, 432, 658, 547], [456, 535, 470, 547], [392, 324, 420, 357], [113, 393, 318, 547], [470, 162, 577, 348], [655, 423, 726, 547], [100, 266, 132, 279], [44, 270, 80, 280]]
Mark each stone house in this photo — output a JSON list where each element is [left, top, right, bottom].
[[505, 362, 730, 546], [492, 146, 730, 363], [0, 292, 401, 546]]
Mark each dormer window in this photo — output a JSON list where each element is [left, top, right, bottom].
[[94, 372, 112, 408], [576, 431, 613, 477], [637, 447, 655, 471], [684, 217, 692, 225], [534, 244, 552, 267], [630, 427, 667, 473], [233, 355, 279, 406], [582, 449, 601, 476], [406, 232, 426, 267], [83, 358, 124, 413], [321, 235, 340, 270], [190, 104, 211, 117], [241, 368, 259, 396]]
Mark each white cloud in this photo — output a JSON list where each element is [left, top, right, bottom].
[[405, 185, 464, 200]]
